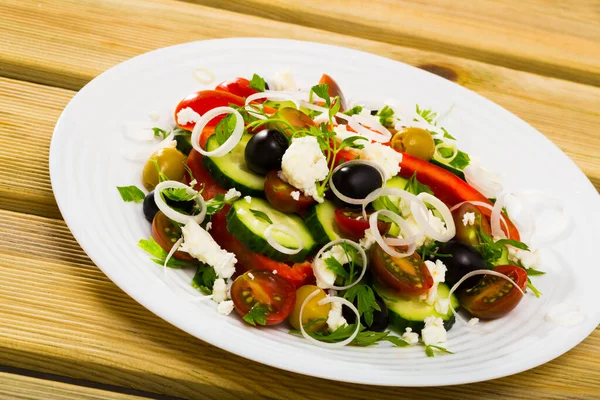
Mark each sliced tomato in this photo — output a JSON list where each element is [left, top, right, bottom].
[[185, 149, 227, 200], [334, 208, 390, 241], [273, 107, 316, 136], [210, 211, 314, 288], [264, 170, 315, 214], [334, 147, 361, 167], [174, 90, 246, 131], [319, 74, 346, 111], [215, 77, 260, 98], [452, 203, 492, 247], [152, 211, 195, 262], [231, 270, 296, 325], [369, 244, 433, 296], [458, 265, 527, 319]]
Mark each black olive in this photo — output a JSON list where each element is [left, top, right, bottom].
[[143, 191, 159, 222], [331, 163, 383, 206], [342, 291, 388, 332], [264, 82, 270, 90], [244, 129, 288, 175], [436, 241, 486, 288], [370, 109, 378, 116]]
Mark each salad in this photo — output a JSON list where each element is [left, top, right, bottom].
[[117, 72, 548, 356]]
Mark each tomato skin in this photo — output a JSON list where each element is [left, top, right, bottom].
[[231, 270, 296, 325], [452, 203, 492, 247], [152, 211, 195, 262], [458, 265, 527, 319], [334, 208, 390, 241], [319, 74, 346, 111], [272, 107, 316, 136], [215, 77, 260, 98], [264, 170, 315, 213], [185, 149, 227, 200], [174, 90, 246, 130], [369, 245, 433, 296]]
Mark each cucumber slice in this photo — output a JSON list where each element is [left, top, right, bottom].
[[304, 200, 340, 245], [376, 283, 459, 333], [226, 197, 316, 262], [202, 134, 265, 197], [372, 176, 409, 237]]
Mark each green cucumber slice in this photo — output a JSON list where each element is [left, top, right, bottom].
[[226, 197, 316, 262], [202, 134, 265, 197], [376, 283, 459, 333], [304, 200, 340, 245], [372, 176, 409, 237]]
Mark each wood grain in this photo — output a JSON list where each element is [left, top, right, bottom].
[[0, 208, 599, 399], [188, 0, 600, 87], [0, 372, 145, 400]]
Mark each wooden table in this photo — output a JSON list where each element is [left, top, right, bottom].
[[1, 0, 599, 398]]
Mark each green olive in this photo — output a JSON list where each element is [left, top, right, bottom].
[[288, 285, 330, 332], [400, 127, 435, 161], [142, 147, 186, 190], [390, 132, 405, 152]]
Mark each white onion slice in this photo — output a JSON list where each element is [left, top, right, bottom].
[[464, 163, 503, 199], [415, 193, 456, 242], [433, 141, 458, 163], [264, 224, 303, 255], [298, 290, 360, 348], [299, 100, 330, 114], [312, 239, 367, 291], [449, 200, 510, 235], [348, 114, 392, 143], [246, 91, 300, 109], [329, 160, 386, 205], [191, 107, 244, 157], [368, 210, 418, 258], [193, 67, 215, 84], [154, 181, 206, 225], [244, 104, 268, 120], [490, 194, 506, 239]]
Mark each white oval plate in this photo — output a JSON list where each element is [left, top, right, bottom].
[[50, 38, 600, 386]]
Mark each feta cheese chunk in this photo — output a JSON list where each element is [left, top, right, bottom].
[[280, 136, 329, 203], [180, 220, 237, 279], [244, 196, 252, 204], [359, 227, 376, 250], [326, 301, 348, 331], [421, 316, 447, 345], [224, 188, 241, 201], [313, 245, 351, 288], [468, 317, 480, 326], [270, 68, 297, 91], [508, 247, 540, 269], [362, 142, 403, 180], [217, 300, 234, 315], [434, 298, 450, 315], [212, 278, 228, 303], [462, 212, 475, 226], [420, 260, 447, 305], [176, 107, 200, 126], [290, 191, 300, 201], [402, 327, 419, 345]]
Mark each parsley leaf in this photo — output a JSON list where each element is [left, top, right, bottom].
[[416, 105, 438, 124], [214, 113, 237, 145], [526, 268, 546, 276], [192, 264, 217, 295], [311, 84, 331, 107], [137, 237, 197, 268], [425, 344, 454, 357], [343, 284, 381, 327], [250, 209, 273, 224], [243, 306, 268, 326], [324, 256, 348, 279], [292, 324, 408, 347], [450, 150, 470, 169], [329, 97, 341, 121], [152, 127, 169, 140], [116, 185, 146, 203], [376, 105, 395, 128], [339, 136, 367, 150], [495, 239, 529, 251], [249, 73, 266, 92], [343, 105, 363, 116], [441, 127, 456, 140], [162, 188, 195, 202], [404, 172, 434, 196]]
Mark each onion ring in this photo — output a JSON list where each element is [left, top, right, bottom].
[[191, 106, 244, 157], [312, 239, 367, 291], [264, 223, 303, 255], [154, 181, 206, 225]]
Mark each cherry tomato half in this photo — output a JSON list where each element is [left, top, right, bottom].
[[458, 265, 527, 320], [369, 245, 433, 296], [334, 208, 390, 241], [174, 90, 246, 131], [272, 107, 316, 136], [185, 149, 227, 200], [318, 74, 346, 111], [152, 211, 194, 262], [231, 270, 297, 325], [264, 170, 315, 213], [452, 203, 491, 247], [215, 77, 260, 98]]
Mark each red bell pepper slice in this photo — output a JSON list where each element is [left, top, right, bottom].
[[216, 77, 260, 99], [174, 90, 246, 131]]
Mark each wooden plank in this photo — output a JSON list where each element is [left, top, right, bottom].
[[0, 208, 599, 399], [189, 0, 600, 87], [0, 372, 146, 400]]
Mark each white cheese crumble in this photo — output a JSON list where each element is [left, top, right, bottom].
[[217, 300, 234, 315], [434, 298, 450, 315], [326, 301, 347, 331], [362, 142, 403, 180], [421, 316, 447, 345], [468, 317, 480, 326], [462, 212, 475, 226], [212, 278, 229, 303], [205, 222, 212, 231], [420, 259, 447, 305], [224, 188, 241, 201], [248, 272, 255, 280], [508, 247, 540, 269], [290, 191, 300, 201], [272, 270, 278, 275], [189, 179, 198, 187], [270, 68, 297, 91], [359, 227, 376, 250], [402, 327, 419, 345], [176, 107, 201, 125], [180, 221, 236, 279], [313, 245, 351, 289], [280, 136, 329, 203], [244, 196, 252, 204]]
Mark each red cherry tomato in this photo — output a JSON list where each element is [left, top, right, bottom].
[[174, 90, 246, 131], [369, 245, 433, 296], [318, 74, 346, 111], [231, 270, 296, 325], [458, 265, 527, 319], [264, 170, 315, 213], [452, 203, 492, 247], [185, 149, 227, 200], [334, 208, 391, 241], [152, 211, 195, 262], [216, 77, 260, 98]]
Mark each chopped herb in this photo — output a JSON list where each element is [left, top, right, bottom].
[[151, 158, 169, 182], [343, 284, 381, 327], [494, 239, 529, 251], [343, 105, 363, 116], [324, 256, 348, 279], [250, 209, 273, 224], [441, 127, 456, 140], [526, 268, 546, 276], [152, 127, 169, 140], [204, 193, 238, 215], [339, 135, 367, 150], [404, 172, 434, 196], [137, 237, 197, 268], [214, 113, 237, 145], [162, 188, 195, 202], [116, 185, 146, 203], [425, 344, 454, 357], [192, 264, 217, 295], [249, 73, 267, 92], [328, 97, 341, 122], [416, 105, 438, 124], [291, 324, 408, 347], [311, 84, 331, 107], [243, 306, 268, 326], [380, 196, 402, 215], [449, 150, 470, 170], [527, 278, 542, 298], [376, 105, 395, 128]]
